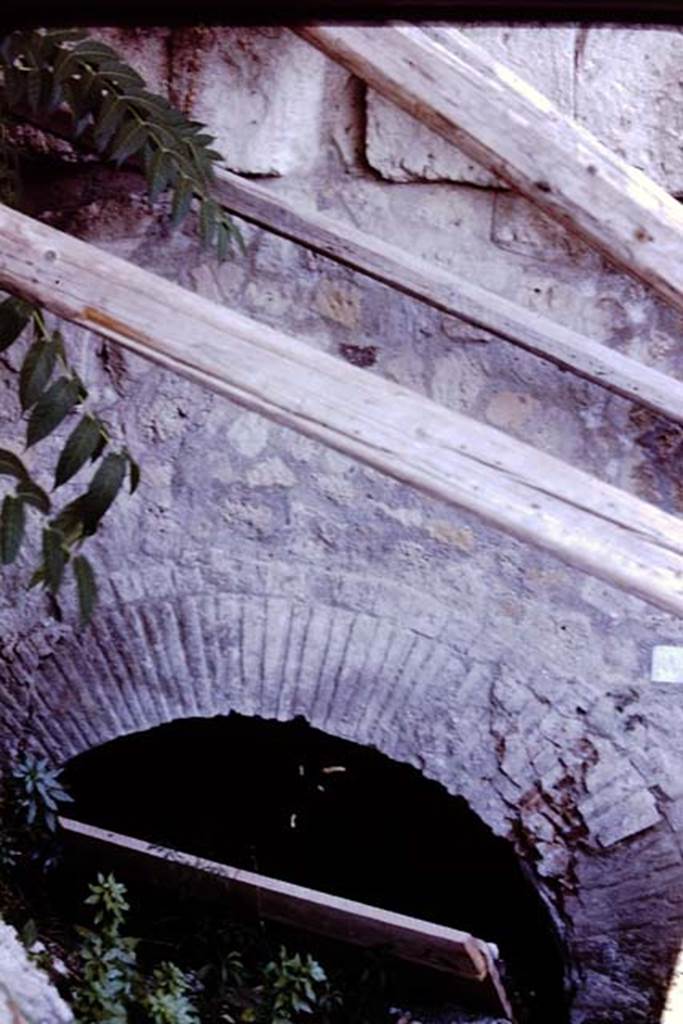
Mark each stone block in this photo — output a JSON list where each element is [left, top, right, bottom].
[[365, 26, 576, 185], [366, 26, 683, 194], [170, 27, 327, 175], [575, 27, 683, 193], [580, 787, 661, 848], [95, 28, 171, 96], [0, 921, 72, 1023]]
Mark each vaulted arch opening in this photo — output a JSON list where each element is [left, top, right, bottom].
[[60, 712, 569, 1022]]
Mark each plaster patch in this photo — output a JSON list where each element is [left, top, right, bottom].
[[227, 413, 271, 458], [652, 645, 683, 683]]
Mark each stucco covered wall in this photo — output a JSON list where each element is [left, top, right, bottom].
[[1, 23, 683, 1023]]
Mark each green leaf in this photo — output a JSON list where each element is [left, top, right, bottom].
[[1, 495, 25, 564], [28, 566, 46, 589], [127, 456, 140, 495], [216, 221, 232, 262], [199, 197, 217, 248], [170, 176, 194, 227], [43, 29, 87, 46], [73, 555, 97, 625], [146, 147, 172, 203], [79, 452, 127, 535], [53, 46, 76, 83], [110, 119, 147, 165], [93, 92, 126, 150], [90, 430, 108, 463], [0, 296, 32, 353], [0, 448, 28, 481], [19, 338, 57, 410], [16, 479, 50, 515], [20, 919, 38, 949], [50, 499, 84, 546], [26, 376, 81, 448], [25, 68, 42, 113], [55, 414, 103, 488], [47, 592, 63, 623], [42, 527, 68, 594]]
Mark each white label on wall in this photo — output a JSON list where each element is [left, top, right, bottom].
[[651, 646, 683, 683]]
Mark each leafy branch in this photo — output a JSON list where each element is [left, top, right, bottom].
[[0, 27, 245, 625], [0, 28, 241, 258], [0, 293, 138, 624]]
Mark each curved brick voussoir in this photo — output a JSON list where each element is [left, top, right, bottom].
[[1, 562, 681, 1024]]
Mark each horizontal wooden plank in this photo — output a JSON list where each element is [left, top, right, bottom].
[[215, 169, 683, 425], [59, 816, 513, 1018], [2, 204, 683, 614], [297, 24, 683, 319]]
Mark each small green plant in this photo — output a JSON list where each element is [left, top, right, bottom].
[[72, 873, 138, 1023], [261, 946, 333, 1024], [144, 961, 201, 1024], [0, 751, 72, 874], [9, 751, 73, 834], [72, 873, 201, 1024]]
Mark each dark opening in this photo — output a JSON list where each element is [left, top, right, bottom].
[[61, 713, 569, 1022]]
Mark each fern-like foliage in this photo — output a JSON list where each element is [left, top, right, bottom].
[[0, 28, 243, 625], [0, 294, 139, 625], [0, 28, 240, 257]]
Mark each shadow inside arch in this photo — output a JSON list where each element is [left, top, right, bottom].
[[60, 711, 571, 1023]]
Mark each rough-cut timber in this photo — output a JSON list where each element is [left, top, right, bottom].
[[2, 204, 683, 615], [297, 24, 683, 318], [60, 817, 513, 1018], [215, 169, 683, 425]]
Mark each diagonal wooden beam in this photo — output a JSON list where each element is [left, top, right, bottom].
[[2, 203, 683, 615], [60, 817, 514, 1018], [215, 169, 683, 426], [297, 24, 683, 320]]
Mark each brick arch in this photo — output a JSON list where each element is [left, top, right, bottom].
[[0, 559, 666, 863], [1, 580, 509, 828], [2, 560, 683, 1022]]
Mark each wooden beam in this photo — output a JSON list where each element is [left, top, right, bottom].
[[215, 169, 683, 426], [59, 816, 514, 1019], [297, 24, 683, 319], [2, 204, 683, 615]]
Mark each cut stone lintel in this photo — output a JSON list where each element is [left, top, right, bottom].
[[2, 205, 683, 615]]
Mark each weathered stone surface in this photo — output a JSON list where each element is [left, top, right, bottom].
[[0, 921, 73, 1023], [2, 24, 683, 1024], [365, 26, 576, 184], [169, 27, 327, 175], [575, 27, 683, 194], [365, 25, 683, 194], [95, 27, 171, 96]]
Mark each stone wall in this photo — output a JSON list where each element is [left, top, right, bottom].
[[2, 23, 683, 1023], [0, 920, 72, 1024]]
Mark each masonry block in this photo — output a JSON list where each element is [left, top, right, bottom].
[[366, 26, 683, 194], [575, 27, 683, 194], [170, 27, 327, 176], [365, 26, 576, 185]]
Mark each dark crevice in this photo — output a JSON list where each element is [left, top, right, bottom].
[[61, 712, 570, 1022]]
